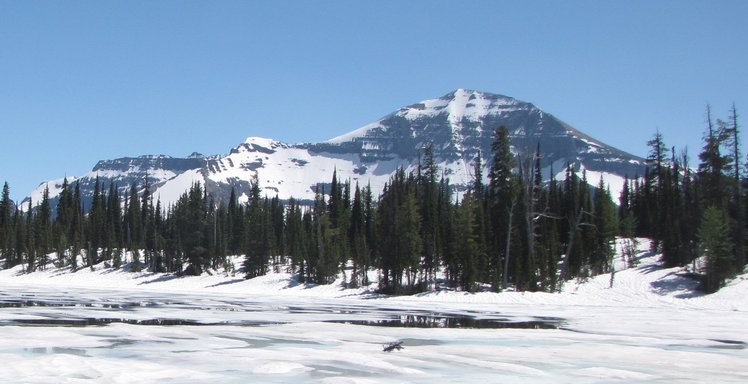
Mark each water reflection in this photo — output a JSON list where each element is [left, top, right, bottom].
[[328, 314, 561, 329], [0, 290, 563, 330]]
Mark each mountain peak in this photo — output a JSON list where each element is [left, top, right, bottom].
[[443, 88, 517, 103], [27, 89, 645, 212], [243, 136, 278, 146]]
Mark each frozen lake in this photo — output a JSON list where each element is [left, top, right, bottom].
[[1, 284, 747, 383]]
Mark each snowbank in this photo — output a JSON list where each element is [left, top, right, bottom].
[[1, 238, 746, 313]]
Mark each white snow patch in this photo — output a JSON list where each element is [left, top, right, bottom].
[[153, 168, 205, 207]]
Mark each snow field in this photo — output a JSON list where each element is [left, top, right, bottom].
[[0, 238, 747, 383]]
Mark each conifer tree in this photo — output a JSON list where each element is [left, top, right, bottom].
[[226, 188, 244, 255], [535, 164, 561, 290], [301, 204, 315, 282], [171, 182, 209, 275], [285, 198, 306, 278], [349, 183, 370, 287], [725, 105, 745, 265], [0, 182, 12, 268], [88, 177, 105, 264], [645, 130, 668, 249], [470, 154, 491, 285], [35, 186, 52, 269], [698, 105, 731, 208], [418, 142, 440, 287], [25, 199, 35, 272], [244, 173, 268, 278], [11, 206, 23, 269], [71, 181, 83, 270], [269, 195, 285, 269], [106, 182, 122, 262], [141, 175, 154, 268], [124, 182, 141, 270], [454, 193, 480, 292], [591, 177, 617, 275], [376, 168, 423, 293], [401, 181, 423, 291], [313, 186, 337, 284], [488, 126, 517, 291], [699, 206, 735, 293], [557, 164, 588, 289], [680, 149, 700, 269], [54, 178, 73, 266]]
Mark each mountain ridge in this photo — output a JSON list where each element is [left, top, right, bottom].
[[25, 89, 646, 210]]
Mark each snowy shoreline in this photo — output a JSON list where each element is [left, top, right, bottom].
[[2, 241, 748, 383], [1, 239, 745, 311]]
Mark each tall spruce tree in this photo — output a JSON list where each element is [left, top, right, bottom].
[[418, 142, 440, 288], [0, 182, 12, 268], [488, 126, 518, 291], [699, 206, 735, 293], [591, 177, 617, 275], [698, 105, 731, 208], [11, 205, 23, 269], [244, 173, 268, 279], [35, 186, 52, 269], [25, 199, 35, 272]]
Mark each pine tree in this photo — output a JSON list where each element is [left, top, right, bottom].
[[376, 168, 423, 293], [54, 178, 73, 267], [0, 182, 12, 268], [169, 182, 209, 275], [454, 193, 480, 292], [312, 186, 337, 284], [516, 146, 543, 292], [106, 182, 123, 263], [349, 183, 371, 287], [557, 164, 587, 289], [35, 185, 52, 269], [244, 173, 268, 279], [88, 176, 105, 265], [71, 181, 83, 270], [418, 142, 439, 288], [285, 198, 306, 278], [488, 126, 518, 291], [226, 188, 243, 254], [725, 104, 745, 265], [25, 199, 35, 272], [680, 149, 700, 269], [141, 175, 153, 268], [269, 195, 285, 269], [699, 206, 735, 293], [698, 105, 731, 208], [11, 206, 24, 269], [591, 177, 617, 275], [125, 181, 142, 270], [471, 154, 490, 286]]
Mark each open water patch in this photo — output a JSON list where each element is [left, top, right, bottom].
[[326, 314, 562, 329], [1, 318, 211, 327], [0, 290, 564, 330], [709, 339, 747, 350]]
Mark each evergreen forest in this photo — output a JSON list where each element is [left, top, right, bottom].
[[0, 106, 745, 294]]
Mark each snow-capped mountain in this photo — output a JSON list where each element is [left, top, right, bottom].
[[25, 89, 646, 210]]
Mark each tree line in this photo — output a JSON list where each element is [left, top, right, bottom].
[[0, 107, 744, 294], [622, 105, 745, 292]]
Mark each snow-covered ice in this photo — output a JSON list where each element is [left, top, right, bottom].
[[0, 240, 746, 383]]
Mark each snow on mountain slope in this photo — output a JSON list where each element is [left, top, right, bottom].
[[25, 89, 646, 210]]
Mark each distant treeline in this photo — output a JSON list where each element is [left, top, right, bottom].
[[0, 106, 744, 293]]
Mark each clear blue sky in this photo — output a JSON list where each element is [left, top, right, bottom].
[[1, 0, 746, 201]]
